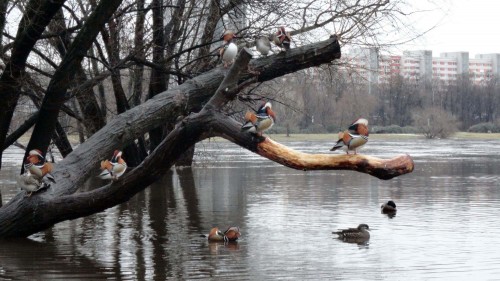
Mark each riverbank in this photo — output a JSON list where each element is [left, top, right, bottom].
[[232, 132, 500, 142]]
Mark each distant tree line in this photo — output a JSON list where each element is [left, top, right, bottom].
[[267, 68, 500, 138]]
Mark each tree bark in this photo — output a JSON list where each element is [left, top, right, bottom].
[[0, 36, 415, 238]]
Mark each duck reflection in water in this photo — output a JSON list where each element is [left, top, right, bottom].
[[333, 224, 370, 245], [208, 240, 240, 254]]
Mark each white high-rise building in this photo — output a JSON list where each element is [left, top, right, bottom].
[[343, 48, 500, 85]]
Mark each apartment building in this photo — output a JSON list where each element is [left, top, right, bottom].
[[345, 47, 499, 85]]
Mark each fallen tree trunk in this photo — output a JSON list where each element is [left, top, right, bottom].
[[0, 36, 414, 238]]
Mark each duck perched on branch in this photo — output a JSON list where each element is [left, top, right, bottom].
[[219, 30, 238, 68], [255, 35, 272, 56], [241, 101, 276, 135], [17, 149, 54, 197], [99, 150, 127, 180], [330, 118, 369, 154], [272, 26, 292, 52]]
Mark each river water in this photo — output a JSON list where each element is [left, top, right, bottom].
[[1, 137, 500, 280]]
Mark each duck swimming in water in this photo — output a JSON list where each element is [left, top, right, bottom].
[[333, 224, 370, 243], [204, 226, 241, 242]]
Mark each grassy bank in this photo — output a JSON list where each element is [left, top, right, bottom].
[[204, 132, 500, 142]]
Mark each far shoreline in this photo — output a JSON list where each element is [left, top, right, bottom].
[[202, 132, 500, 142]]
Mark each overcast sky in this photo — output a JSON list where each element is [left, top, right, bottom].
[[401, 0, 500, 57]]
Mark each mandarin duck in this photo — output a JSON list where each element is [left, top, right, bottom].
[[330, 118, 369, 154], [219, 30, 238, 68], [18, 149, 54, 197], [272, 26, 292, 52], [255, 35, 272, 56], [241, 101, 276, 135], [204, 226, 241, 242], [333, 224, 370, 243], [381, 200, 397, 215], [99, 150, 127, 180], [24, 149, 55, 182]]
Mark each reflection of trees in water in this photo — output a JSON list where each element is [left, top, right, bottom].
[[0, 238, 115, 279], [60, 169, 205, 279], [177, 167, 202, 232]]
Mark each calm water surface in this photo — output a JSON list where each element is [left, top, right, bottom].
[[1, 137, 500, 280]]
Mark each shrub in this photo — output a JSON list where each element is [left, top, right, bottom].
[[468, 122, 500, 133], [412, 107, 459, 139]]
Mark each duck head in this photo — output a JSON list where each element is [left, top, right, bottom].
[[276, 26, 286, 37], [207, 227, 226, 242], [221, 30, 237, 42], [349, 118, 369, 136], [224, 226, 241, 241], [353, 118, 368, 126], [29, 149, 44, 158], [257, 102, 276, 121], [357, 224, 370, 231], [111, 150, 123, 162], [386, 200, 396, 209]]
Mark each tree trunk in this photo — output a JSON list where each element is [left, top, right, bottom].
[[131, 0, 146, 107], [175, 145, 195, 167], [147, 0, 168, 151], [0, 0, 66, 169], [48, 9, 106, 136]]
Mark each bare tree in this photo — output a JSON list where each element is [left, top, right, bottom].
[[0, 0, 419, 238]]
